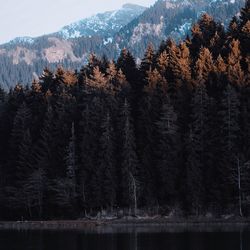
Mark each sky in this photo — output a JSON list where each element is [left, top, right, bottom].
[[0, 0, 156, 44]]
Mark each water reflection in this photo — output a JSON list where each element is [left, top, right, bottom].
[[240, 230, 243, 250], [0, 226, 250, 250]]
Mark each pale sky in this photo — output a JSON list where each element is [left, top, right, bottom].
[[0, 0, 156, 44]]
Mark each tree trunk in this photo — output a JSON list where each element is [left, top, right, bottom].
[[129, 172, 137, 216], [237, 157, 243, 217]]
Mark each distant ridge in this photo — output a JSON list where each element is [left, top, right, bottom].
[[0, 0, 245, 89]]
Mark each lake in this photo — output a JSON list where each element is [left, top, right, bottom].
[[0, 225, 250, 250]]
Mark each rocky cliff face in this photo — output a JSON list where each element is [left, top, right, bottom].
[[115, 0, 244, 55]]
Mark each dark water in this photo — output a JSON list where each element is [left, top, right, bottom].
[[0, 226, 250, 250]]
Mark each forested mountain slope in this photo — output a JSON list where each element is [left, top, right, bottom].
[[0, 0, 245, 90], [0, 4, 146, 90], [0, 0, 249, 220]]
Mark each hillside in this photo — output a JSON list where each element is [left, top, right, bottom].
[[0, 0, 249, 220], [0, 0, 245, 90], [0, 3, 146, 90]]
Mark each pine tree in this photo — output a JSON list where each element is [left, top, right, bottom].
[[40, 67, 54, 93], [227, 39, 244, 85], [99, 112, 116, 209], [178, 42, 192, 82], [228, 16, 240, 40], [239, 20, 250, 57], [117, 48, 139, 91], [215, 55, 227, 74], [0, 87, 7, 163], [195, 48, 214, 84], [157, 50, 168, 75], [140, 44, 155, 86], [185, 128, 203, 215], [87, 66, 108, 91], [116, 69, 129, 93], [106, 62, 128, 93], [166, 41, 183, 102], [52, 122, 79, 215], [240, 0, 250, 27], [136, 95, 157, 207], [65, 122, 78, 198], [84, 53, 102, 76], [186, 83, 209, 214], [79, 105, 94, 211], [220, 84, 240, 154], [120, 99, 138, 214], [24, 167, 46, 218], [80, 98, 103, 210], [16, 129, 33, 215], [229, 155, 250, 217], [156, 97, 179, 205], [145, 67, 167, 94], [217, 84, 240, 207], [8, 103, 31, 181], [190, 23, 203, 58], [191, 13, 224, 59]]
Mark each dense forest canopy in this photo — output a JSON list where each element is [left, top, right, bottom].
[[0, 0, 249, 220]]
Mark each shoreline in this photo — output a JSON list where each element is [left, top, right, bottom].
[[1, 217, 250, 230]]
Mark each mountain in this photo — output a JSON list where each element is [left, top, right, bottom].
[[0, 0, 249, 220], [0, 0, 245, 90], [58, 4, 147, 39], [114, 0, 245, 57], [0, 3, 146, 90]]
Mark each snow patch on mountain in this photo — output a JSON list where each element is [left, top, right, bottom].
[[178, 22, 192, 36], [58, 4, 147, 39], [9, 37, 35, 45], [209, 0, 236, 6], [103, 37, 113, 45], [165, 0, 191, 9]]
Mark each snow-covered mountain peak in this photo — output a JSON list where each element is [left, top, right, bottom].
[[58, 4, 147, 39], [122, 3, 147, 10]]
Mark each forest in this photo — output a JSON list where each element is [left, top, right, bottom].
[[0, 0, 244, 90], [0, 1, 249, 220]]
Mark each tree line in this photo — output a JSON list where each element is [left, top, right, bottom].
[[0, 1, 249, 220]]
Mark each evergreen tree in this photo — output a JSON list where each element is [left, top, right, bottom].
[[227, 39, 244, 85], [99, 112, 116, 209], [220, 84, 240, 154], [140, 44, 155, 86], [65, 122, 78, 200], [240, 20, 250, 56], [24, 167, 46, 218], [186, 83, 209, 214], [117, 48, 140, 91], [87, 66, 108, 91], [218, 84, 240, 208], [195, 48, 214, 84], [7, 103, 31, 183], [120, 99, 138, 214], [157, 50, 168, 75], [178, 42, 192, 82], [80, 97, 103, 210], [16, 129, 33, 216], [240, 0, 250, 27], [156, 97, 179, 206]]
